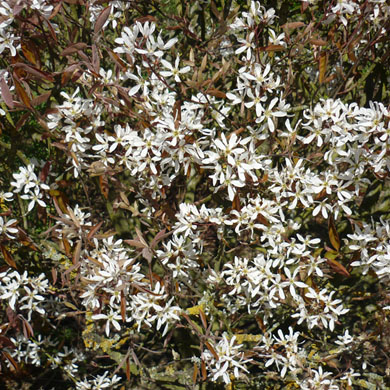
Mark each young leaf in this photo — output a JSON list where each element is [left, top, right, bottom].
[[0, 77, 14, 108], [327, 257, 350, 277], [319, 52, 327, 84], [0, 245, 17, 269], [13, 78, 32, 109], [94, 6, 111, 35], [328, 215, 340, 252]]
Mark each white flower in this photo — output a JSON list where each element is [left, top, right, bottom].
[[92, 309, 122, 337], [0, 217, 18, 239], [160, 56, 191, 83]]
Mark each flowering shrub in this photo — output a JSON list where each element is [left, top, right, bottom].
[[1, 0, 390, 389]]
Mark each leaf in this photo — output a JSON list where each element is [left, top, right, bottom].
[[328, 215, 340, 251], [21, 42, 38, 65], [31, 92, 51, 106], [39, 161, 51, 182], [2, 351, 20, 372], [99, 175, 109, 199], [264, 44, 285, 52], [44, 18, 58, 42], [310, 38, 327, 46], [87, 221, 103, 241], [60, 43, 88, 57], [192, 362, 199, 383], [120, 291, 126, 322], [72, 239, 82, 264], [13, 63, 54, 81], [327, 257, 350, 277], [0, 245, 17, 269], [67, 206, 81, 228], [126, 357, 131, 381], [201, 359, 207, 381], [107, 48, 127, 71], [13, 78, 32, 109], [49, 1, 62, 19], [199, 308, 207, 330], [206, 88, 226, 99], [232, 193, 241, 211], [94, 5, 111, 35], [0, 77, 14, 109], [205, 341, 219, 361], [282, 22, 305, 30], [150, 229, 172, 249], [319, 52, 327, 84]]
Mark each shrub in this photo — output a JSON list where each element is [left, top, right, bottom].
[[1, 0, 390, 389]]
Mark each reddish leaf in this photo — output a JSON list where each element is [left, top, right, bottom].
[[87, 221, 103, 241], [13, 63, 54, 82], [72, 240, 82, 264], [328, 215, 340, 252], [39, 161, 51, 182], [206, 88, 226, 99], [99, 175, 109, 199], [21, 41, 38, 65], [199, 308, 207, 330], [264, 44, 285, 52], [49, 1, 62, 19], [327, 258, 350, 277], [0, 245, 17, 269], [319, 52, 327, 84], [60, 43, 88, 56], [92, 44, 100, 72], [13, 78, 31, 109], [205, 341, 219, 361], [282, 22, 305, 30], [31, 92, 51, 107], [22, 318, 34, 338], [44, 18, 58, 42], [126, 357, 131, 381], [193, 363, 199, 383], [120, 290, 126, 322], [201, 359, 207, 381], [94, 5, 111, 35], [310, 38, 327, 46], [2, 351, 20, 372], [0, 77, 14, 108], [62, 237, 71, 257]]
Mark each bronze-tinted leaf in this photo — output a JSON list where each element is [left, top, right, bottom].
[[21, 42, 38, 65], [282, 22, 305, 30], [0, 245, 17, 269], [13, 78, 31, 109], [87, 221, 103, 241], [60, 43, 88, 57], [199, 308, 207, 330], [319, 52, 327, 84], [327, 257, 350, 277], [72, 239, 82, 264], [328, 215, 340, 252], [201, 359, 207, 381], [310, 38, 327, 46], [94, 5, 111, 35], [192, 362, 199, 383], [0, 77, 14, 109], [120, 291, 126, 322], [264, 45, 285, 52], [49, 1, 62, 19], [13, 63, 54, 81], [44, 18, 58, 42], [205, 341, 219, 361], [206, 88, 226, 99]]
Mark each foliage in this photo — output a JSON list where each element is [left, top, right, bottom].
[[1, 0, 390, 389]]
